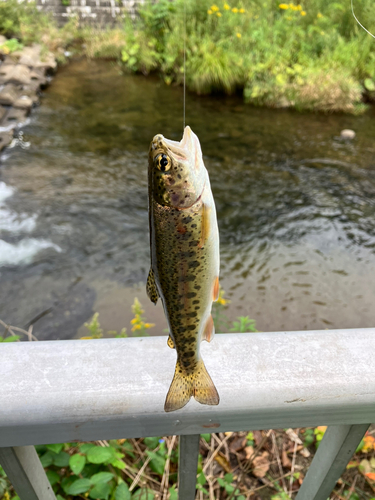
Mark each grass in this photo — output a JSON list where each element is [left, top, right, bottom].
[[121, 0, 375, 113], [1, 0, 374, 112]]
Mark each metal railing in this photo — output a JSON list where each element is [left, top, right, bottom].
[[0, 329, 374, 500]]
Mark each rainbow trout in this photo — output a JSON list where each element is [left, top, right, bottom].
[[147, 126, 220, 412]]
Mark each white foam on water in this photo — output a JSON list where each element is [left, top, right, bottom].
[[0, 182, 14, 203], [0, 207, 37, 233], [0, 182, 36, 233], [0, 239, 62, 266], [0, 181, 63, 265]]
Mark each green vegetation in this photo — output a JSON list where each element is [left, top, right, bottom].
[[1, 0, 374, 112], [121, 0, 375, 112], [1, 429, 375, 499]]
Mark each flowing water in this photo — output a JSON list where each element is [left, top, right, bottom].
[[1, 59, 375, 340]]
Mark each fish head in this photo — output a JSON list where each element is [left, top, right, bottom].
[[149, 126, 206, 208]]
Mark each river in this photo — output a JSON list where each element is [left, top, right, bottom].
[[1, 59, 375, 340]]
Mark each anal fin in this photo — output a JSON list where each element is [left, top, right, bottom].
[[202, 314, 215, 342], [146, 268, 159, 305], [167, 335, 175, 349]]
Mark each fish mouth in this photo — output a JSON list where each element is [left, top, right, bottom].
[[163, 126, 196, 161]]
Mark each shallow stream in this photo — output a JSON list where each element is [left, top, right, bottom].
[[1, 59, 375, 340]]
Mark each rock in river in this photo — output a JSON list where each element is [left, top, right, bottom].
[[340, 129, 356, 139]]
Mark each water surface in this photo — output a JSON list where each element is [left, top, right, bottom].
[[1, 59, 375, 339]]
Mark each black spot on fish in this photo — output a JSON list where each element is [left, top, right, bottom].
[[186, 292, 197, 298], [188, 260, 200, 269]]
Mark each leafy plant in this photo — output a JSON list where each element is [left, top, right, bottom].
[[130, 298, 155, 336], [0, 38, 24, 54], [230, 316, 257, 333], [82, 312, 127, 339]]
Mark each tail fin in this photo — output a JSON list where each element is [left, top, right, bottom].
[[164, 359, 219, 412]]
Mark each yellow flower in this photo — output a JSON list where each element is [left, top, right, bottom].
[[296, 4, 302, 9], [217, 11, 222, 16], [144, 323, 155, 329], [211, 4, 219, 11], [289, 3, 295, 8], [279, 3, 289, 9], [208, 9, 213, 14], [236, 32, 242, 38], [224, 3, 230, 9], [217, 297, 227, 305], [132, 324, 142, 331], [317, 12, 323, 18], [232, 7, 238, 12], [239, 7, 245, 13], [300, 10, 306, 15], [130, 318, 138, 324]]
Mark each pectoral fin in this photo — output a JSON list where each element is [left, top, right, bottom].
[[167, 335, 175, 349], [146, 268, 159, 305], [202, 314, 215, 342]]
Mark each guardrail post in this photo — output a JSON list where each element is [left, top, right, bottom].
[[0, 446, 57, 500], [178, 434, 200, 500], [295, 424, 370, 500]]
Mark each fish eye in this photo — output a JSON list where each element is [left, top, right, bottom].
[[155, 154, 171, 172]]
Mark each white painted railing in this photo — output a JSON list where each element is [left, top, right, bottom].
[[0, 329, 373, 499]]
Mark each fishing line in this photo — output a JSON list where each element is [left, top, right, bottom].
[[351, 0, 375, 39], [183, 0, 186, 130]]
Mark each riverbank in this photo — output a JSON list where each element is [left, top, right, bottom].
[[0, 40, 57, 151], [1, 0, 374, 113]]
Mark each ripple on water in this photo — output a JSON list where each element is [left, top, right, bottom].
[[1, 59, 375, 337]]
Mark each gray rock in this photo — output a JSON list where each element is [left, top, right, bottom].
[[0, 83, 19, 106], [21, 85, 40, 104], [16, 44, 57, 71], [22, 81, 42, 94], [0, 130, 14, 151], [2, 107, 28, 129], [14, 95, 33, 110], [35, 53, 57, 71], [0, 105, 6, 122], [29, 68, 47, 86], [15, 44, 41, 67], [340, 129, 356, 140], [0, 64, 32, 86]]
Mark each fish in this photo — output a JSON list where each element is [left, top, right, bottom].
[[147, 126, 220, 412]]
